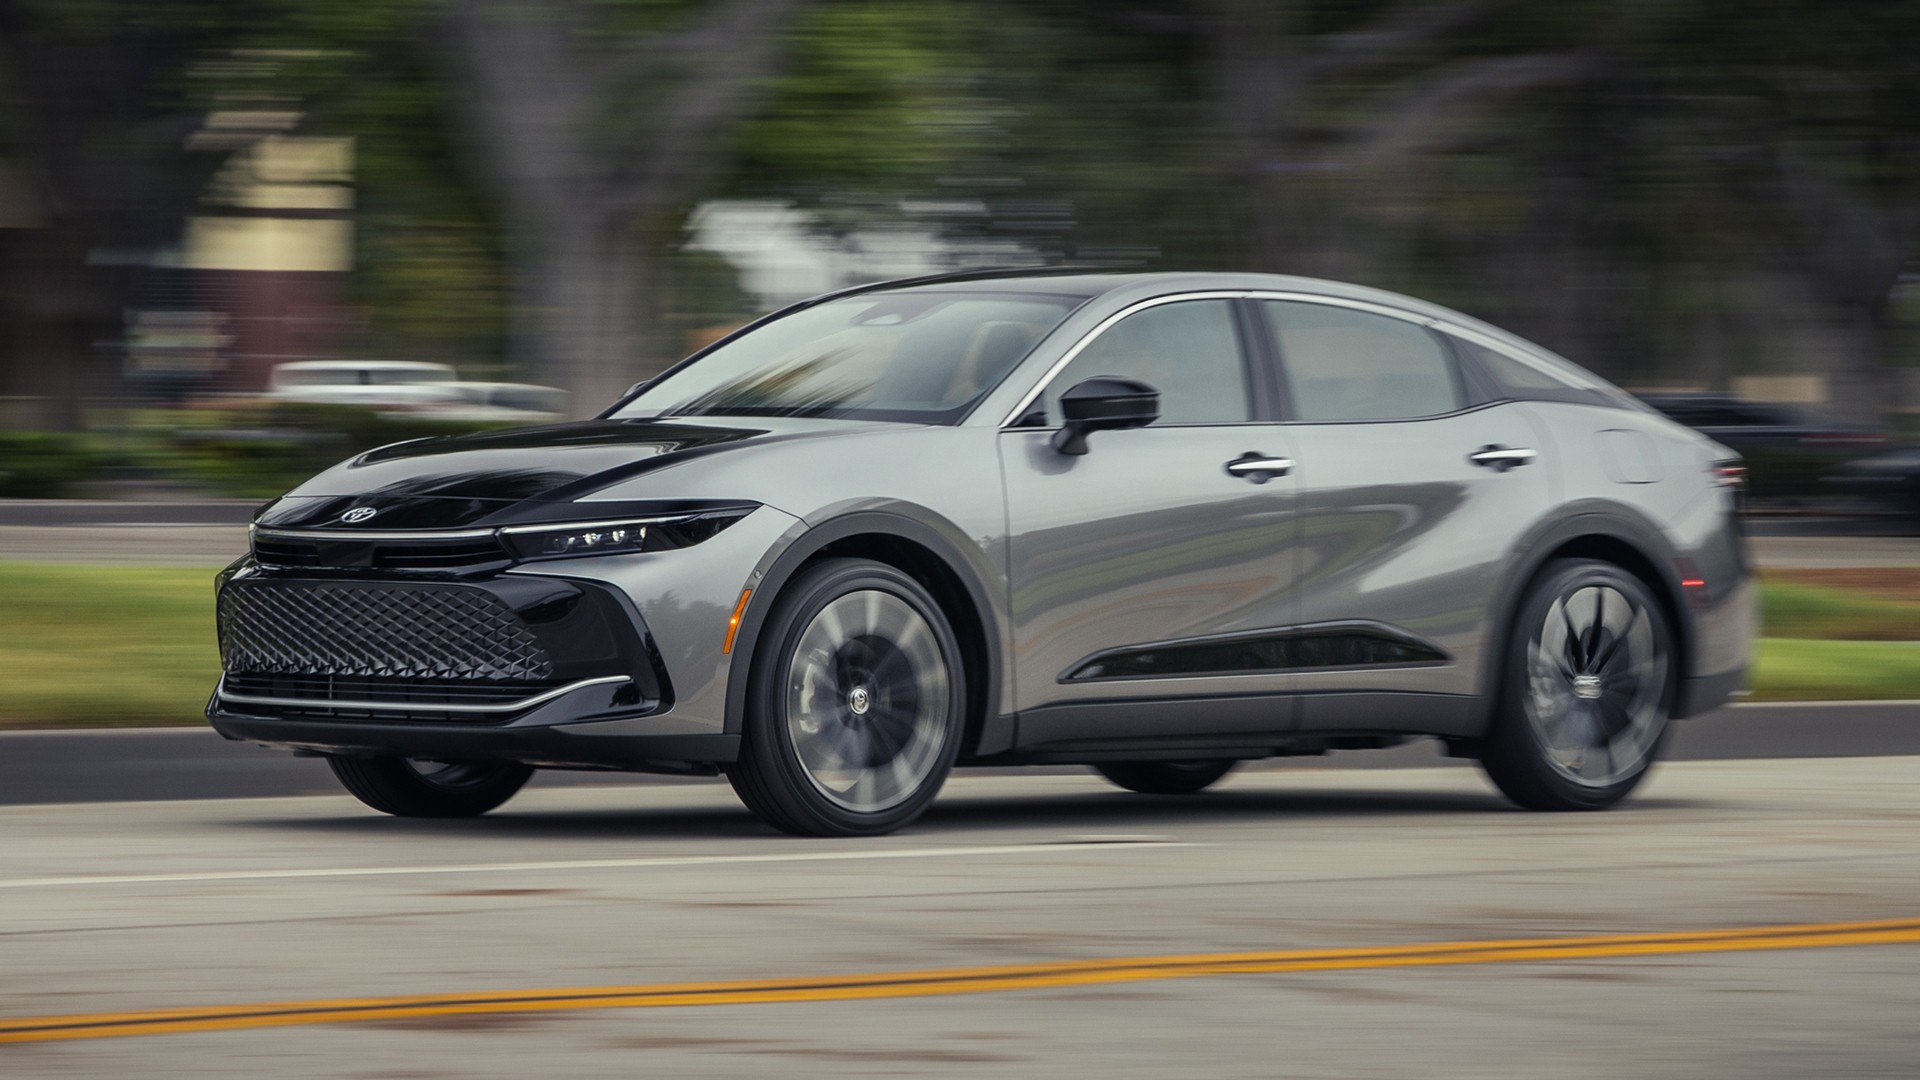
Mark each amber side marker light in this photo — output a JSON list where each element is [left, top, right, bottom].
[[722, 588, 753, 653]]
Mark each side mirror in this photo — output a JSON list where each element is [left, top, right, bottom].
[[1051, 376, 1160, 455]]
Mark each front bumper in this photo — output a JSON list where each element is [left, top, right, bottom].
[[205, 562, 703, 768], [207, 503, 803, 769]]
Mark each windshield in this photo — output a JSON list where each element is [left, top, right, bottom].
[[613, 291, 1080, 424]]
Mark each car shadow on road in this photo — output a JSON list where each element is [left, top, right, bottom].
[[217, 782, 1712, 841]]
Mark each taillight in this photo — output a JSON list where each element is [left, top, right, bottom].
[[1712, 461, 1747, 489]]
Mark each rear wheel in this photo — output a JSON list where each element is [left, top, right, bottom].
[[727, 558, 966, 837], [327, 757, 533, 818], [1094, 760, 1237, 795], [1478, 558, 1675, 811]]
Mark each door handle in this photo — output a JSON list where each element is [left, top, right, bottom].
[[1469, 445, 1537, 472], [1225, 453, 1294, 483]]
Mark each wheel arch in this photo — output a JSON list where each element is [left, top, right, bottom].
[[1472, 504, 1694, 736], [722, 508, 1010, 758]]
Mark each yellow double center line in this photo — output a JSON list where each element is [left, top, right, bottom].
[[6, 916, 1919, 1045]]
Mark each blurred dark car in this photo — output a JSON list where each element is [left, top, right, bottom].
[[1636, 393, 1885, 498], [1828, 445, 1920, 520]]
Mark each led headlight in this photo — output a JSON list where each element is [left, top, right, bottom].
[[499, 510, 749, 562]]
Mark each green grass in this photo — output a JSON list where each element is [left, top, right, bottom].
[[0, 563, 221, 728], [1748, 639, 1920, 701], [1761, 583, 1920, 641], [1, 565, 1916, 729]]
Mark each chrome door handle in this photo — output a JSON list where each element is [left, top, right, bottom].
[[1469, 445, 1536, 472], [1225, 453, 1294, 483]]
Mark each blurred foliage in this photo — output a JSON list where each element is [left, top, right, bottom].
[[163, 404, 517, 498], [0, 433, 102, 498], [3, 0, 1919, 426]]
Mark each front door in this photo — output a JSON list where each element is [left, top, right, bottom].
[[999, 297, 1301, 750]]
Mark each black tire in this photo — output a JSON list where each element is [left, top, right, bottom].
[[727, 558, 966, 837], [1478, 558, 1676, 811], [327, 757, 533, 818], [1094, 760, 1237, 795]]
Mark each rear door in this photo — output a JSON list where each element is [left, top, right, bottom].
[[1254, 298, 1555, 732], [999, 296, 1302, 750]]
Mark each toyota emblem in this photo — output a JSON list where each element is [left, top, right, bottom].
[[339, 507, 379, 524]]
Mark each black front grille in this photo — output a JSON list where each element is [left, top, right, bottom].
[[219, 579, 556, 683], [251, 534, 510, 572]]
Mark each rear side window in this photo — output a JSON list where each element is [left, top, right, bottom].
[[1262, 301, 1462, 422]]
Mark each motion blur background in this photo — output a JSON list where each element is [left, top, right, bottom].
[[0, 0, 1917, 501]]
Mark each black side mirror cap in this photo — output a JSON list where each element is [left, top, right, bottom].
[[1051, 376, 1160, 455]]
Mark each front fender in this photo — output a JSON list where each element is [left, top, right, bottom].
[[722, 505, 1013, 756]]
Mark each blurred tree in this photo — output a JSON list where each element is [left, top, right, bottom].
[[445, 0, 810, 411], [177, 1, 511, 374], [0, 0, 222, 429]]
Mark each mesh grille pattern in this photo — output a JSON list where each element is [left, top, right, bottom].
[[219, 579, 555, 683]]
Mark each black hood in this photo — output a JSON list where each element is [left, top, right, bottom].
[[255, 417, 848, 530]]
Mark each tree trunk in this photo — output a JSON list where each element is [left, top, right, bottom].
[[447, 0, 806, 417], [521, 213, 654, 413]]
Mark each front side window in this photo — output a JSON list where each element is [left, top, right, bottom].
[[614, 291, 1078, 424], [1264, 301, 1462, 422], [1040, 299, 1251, 425]]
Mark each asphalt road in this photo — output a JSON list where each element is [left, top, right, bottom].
[[3, 756, 1919, 1077], [1, 701, 1914, 805]]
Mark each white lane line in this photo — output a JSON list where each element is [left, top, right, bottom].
[[0, 840, 1191, 891]]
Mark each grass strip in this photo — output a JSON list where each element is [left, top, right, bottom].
[[1761, 581, 1920, 641], [0, 562, 220, 728]]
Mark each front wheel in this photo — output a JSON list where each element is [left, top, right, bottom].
[[727, 558, 966, 837], [1094, 760, 1237, 795], [1478, 558, 1675, 811], [327, 757, 533, 818]]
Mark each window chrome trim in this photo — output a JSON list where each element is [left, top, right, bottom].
[[214, 674, 632, 714], [999, 288, 1488, 429]]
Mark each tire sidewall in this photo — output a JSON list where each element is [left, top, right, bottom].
[[743, 558, 966, 834]]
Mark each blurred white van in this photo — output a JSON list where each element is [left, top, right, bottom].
[[267, 361, 465, 410], [421, 382, 570, 423]]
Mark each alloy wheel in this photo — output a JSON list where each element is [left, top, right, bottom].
[[1524, 582, 1668, 787], [783, 588, 953, 813]]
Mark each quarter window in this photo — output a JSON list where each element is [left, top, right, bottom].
[[1043, 299, 1250, 425], [1263, 301, 1463, 422], [1449, 335, 1620, 408]]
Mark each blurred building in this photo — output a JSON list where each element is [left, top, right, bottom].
[[167, 119, 358, 395]]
